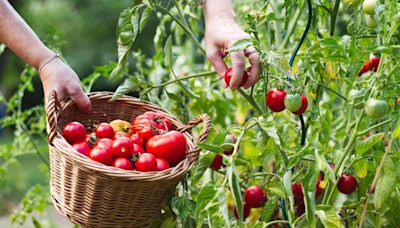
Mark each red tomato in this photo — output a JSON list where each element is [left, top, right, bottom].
[[130, 134, 144, 147], [296, 202, 305, 217], [72, 141, 91, 156], [210, 154, 223, 170], [244, 185, 267, 208], [316, 175, 324, 198], [89, 146, 113, 166], [337, 175, 358, 194], [156, 158, 170, 171], [266, 88, 287, 112], [95, 123, 115, 139], [292, 183, 304, 205], [63, 122, 86, 144], [146, 131, 187, 165], [136, 153, 157, 172], [292, 94, 308, 115], [94, 138, 113, 149], [112, 157, 133, 170], [111, 136, 134, 159], [233, 203, 250, 220], [113, 131, 130, 139], [132, 112, 173, 140], [109, 119, 133, 135], [224, 68, 249, 87], [85, 132, 98, 148], [358, 54, 380, 76]]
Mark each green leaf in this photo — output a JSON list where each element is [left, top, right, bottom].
[[112, 76, 143, 100], [197, 143, 224, 153], [302, 164, 318, 227], [373, 157, 396, 209], [261, 51, 293, 79], [354, 159, 368, 179], [164, 36, 172, 67], [193, 151, 214, 183], [355, 133, 384, 156], [283, 171, 293, 197], [391, 120, 400, 139], [216, 187, 230, 224], [166, 92, 189, 123], [227, 164, 243, 221], [171, 193, 196, 222], [260, 196, 278, 222], [139, 6, 153, 32], [315, 205, 341, 228], [196, 183, 217, 213], [227, 38, 253, 52]]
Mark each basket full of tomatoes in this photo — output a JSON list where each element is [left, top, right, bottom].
[[45, 91, 211, 228]]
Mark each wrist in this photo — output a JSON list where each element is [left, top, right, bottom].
[[203, 0, 236, 23], [34, 47, 55, 70]]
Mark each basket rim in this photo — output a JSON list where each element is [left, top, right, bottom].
[[48, 91, 199, 181]]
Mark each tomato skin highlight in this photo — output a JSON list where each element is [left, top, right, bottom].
[[156, 158, 170, 171], [224, 68, 249, 87], [72, 141, 91, 156], [111, 136, 134, 159], [112, 157, 133, 170], [337, 175, 358, 194], [365, 98, 389, 118], [136, 153, 157, 172], [95, 123, 115, 139], [266, 89, 287, 112], [233, 203, 250, 220], [113, 132, 130, 139], [146, 131, 187, 165], [292, 94, 308, 115], [89, 146, 114, 166], [63, 122, 86, 144], [130, 134, 144, 148], [244, 185, 267, 208]]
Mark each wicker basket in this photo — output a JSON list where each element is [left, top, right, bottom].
[[45, 91, 211, 228]]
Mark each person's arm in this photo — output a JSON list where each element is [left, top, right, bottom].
[[203, 0, 260, 90], [0, 0, 91, 112]]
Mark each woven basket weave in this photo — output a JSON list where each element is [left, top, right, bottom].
[[46, 91, 211, 228]]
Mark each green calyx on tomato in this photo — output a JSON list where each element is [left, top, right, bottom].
[[284, 94, 302, 112], [365, 98, 389, 118], [348, 88, 365, 109], [362, 0, 378, 15]]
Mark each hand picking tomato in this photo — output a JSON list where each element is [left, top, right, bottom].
[[89, 146, 113, 166], [94, 138, 113, 149], [130, 134, 144, 147], [111, 136, 134, 159], [233, 203, 250, 220], [244, 185, 267, 208], [112, 157, 133, 170], [114, 131, 130, 139], [292, 94, 308, 115], [224, 68, 249, 88], [266, 88, 287, 112], [156, 158, 170, 171], [284, 94, 302, 112], [85, 132, 98, 148], [136, 153, 157, 172], [72, 141, 91, 156], [365, 98, 389, 118], [146, 130, 187, 165], [337, 174, 358, 194], [292, 183, 304, 205], [95, 123, 115, 139], [109, 119, 133, 135], [63, 122, 86, 144]]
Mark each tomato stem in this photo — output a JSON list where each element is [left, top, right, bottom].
[[357, 118, 392, 136], [237, 88, 264, 115]]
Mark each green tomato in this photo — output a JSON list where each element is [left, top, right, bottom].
[[343, 0, 362, 7], [284, 94, 302, 112], [362, 0, 378, 15], [348, 89, 365, 109], [365, 98, 389, 118], [365, 15, 377, 29]]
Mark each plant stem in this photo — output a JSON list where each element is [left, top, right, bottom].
[[317, 83, 348, 101], [357, 118, 392, 136], [359, 140, 392, 228], [329, 0, 341, 36], [280, 0, 305, 49], [237, 88, 264, 116]]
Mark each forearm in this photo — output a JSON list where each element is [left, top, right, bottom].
[[203, 0, 236, 23], [0, 0, 53, 70]]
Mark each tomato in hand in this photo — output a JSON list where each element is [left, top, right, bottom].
[[292, 94, 308, 115], [112, 157, 133, 170], [244, 185, 267, 208], [89, 146, 113, 166], [337, 174, 358, 194], [72, 141, 91, 157], [85, 132, 98, 148], [63, 122, 86, 144], [284, 94, 302, 112], [224, 68, 249, 88], [156, 158, 170, 171], [130, 134, 144, 148], [136, 153, 157, 172], [146, 130, 187, 165], [109, 119, 133, 135], [365, 98, 389, 118], [266, 88, 287, 112], [111, 136, 134, 159], [233, 203, 250, 220], [95, 123, 115, 139], [94, 138, 113, 150]]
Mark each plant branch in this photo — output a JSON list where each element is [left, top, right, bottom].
[[237, 88, 264, 116], [329, 0, 341, 36], [317, 83, 348, 101], [357, 118, 392, 136]]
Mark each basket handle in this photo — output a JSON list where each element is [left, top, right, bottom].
[[46, 90, 61, 145], [177, 114, 212, 161]]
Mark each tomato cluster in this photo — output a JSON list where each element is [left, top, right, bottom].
[[62, 112, 187, 172], [266, 88, 308, 115]]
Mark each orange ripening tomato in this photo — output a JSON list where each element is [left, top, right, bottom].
[[109, 119, 133, 136]]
